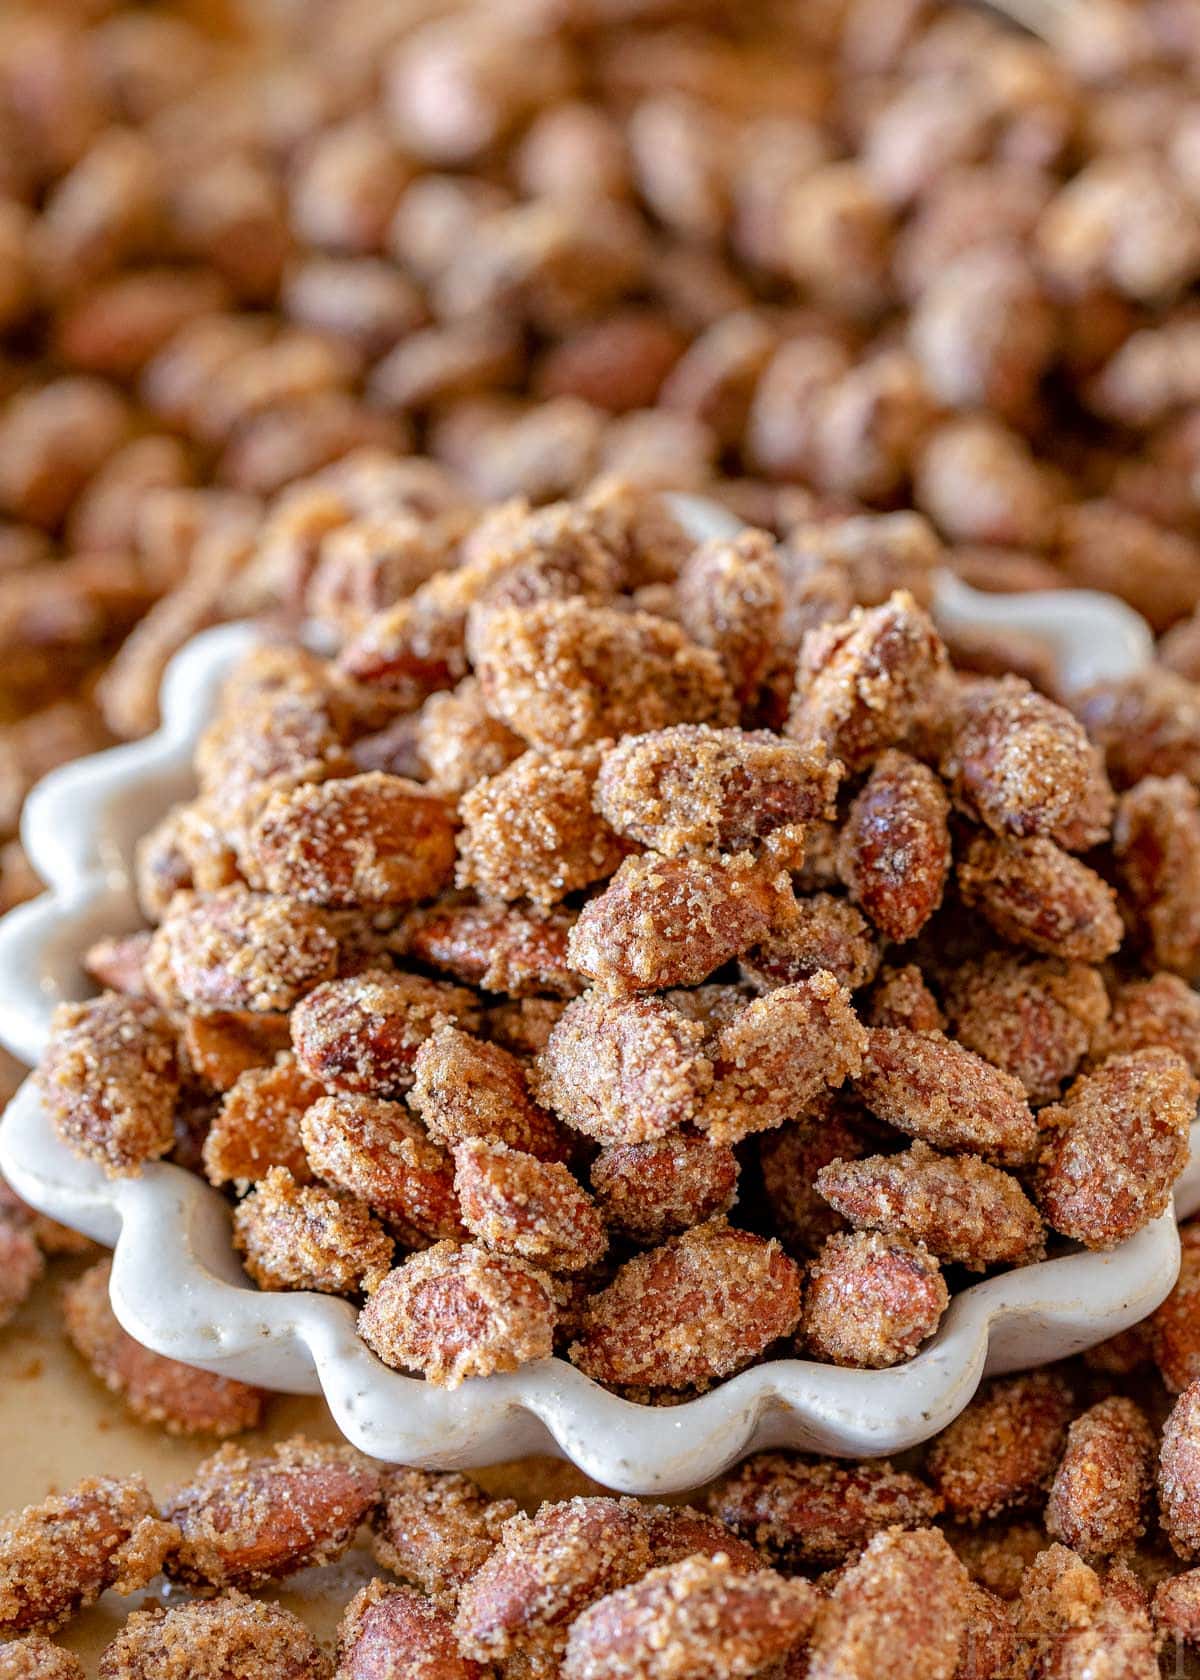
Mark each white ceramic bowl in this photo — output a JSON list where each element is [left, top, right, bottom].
[[0, 529, 1193, 1493]]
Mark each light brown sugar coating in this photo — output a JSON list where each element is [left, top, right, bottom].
[[0, 1638, 85, 1680], [786, 591, 950, 774], [240, 772, 456, 909], [62, 1259, 267, 1437], [836, 749, 951, 943], [202, 1054, 322, 1190], [570, 1220, 802, 1391], [815, 1141, 1045, 1271], [335, 1579, 484, 1680], [473, 598, 735, 750], [567, 851, 792, 992], [864, 962, 944, 1032], [37, 993, 178, 1176], [589, 1134, 738, 1243], [710, 1453, 944, 1569], [456, 745, 626, 907], [1091, 971, 1200, 1078], [370, 1468, 517, 1607], [759, 1105, 869, 1257], [291, 970, 481, 1095], [942, 953, 1109, 1106], [1074, 667, 1200, 792], [233, 1166, 395, 1295], [957, 833, 1125, 964], [148, 888, 340, 1014], [453, 1138, 607, 1272], [560, 1553, 817, 1680], [802, 1229, 948, 1369], [404, 900, 581, 1000], [533, 992, 713, 1146], [357, 1240, 556, 1387], [855, 1027, 1038, 1167], [594, 724, 839, 857], [163, 1437, 381, 1590], [740, 892, 882, 995], [411, 1024, 570, 1160], [1151, 1221, 1200, 1394], [1036, 1048, 1196, 1250], [0, 1476, 176, 1636], [674, 529, 786, 709], [941, 676, 1113, 851], [805, 1527, 972, 1680], [301, 1092, 464, 1241], [98, 1592, 331, 1680], [926, 1371, 1075, 1524], [416, 676, 524, 797], [699, 973, 866, 1145], [1113, 774, 1200, 982], [1045, 1397, 1156, 1558]]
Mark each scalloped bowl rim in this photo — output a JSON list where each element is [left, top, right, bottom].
[[0, 503, 1191, 1494]]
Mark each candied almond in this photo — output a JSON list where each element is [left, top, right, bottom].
[[370, 1468, 517, 1607], [926, 1371, 1075, 1524], [699, 973, 866, 1145], [148, 888, 339, 1014], [856, 1027, 1037, 1167], [233, 1166, 394, 1295], [589, 1134, 738, 1243], [1154, 1569, 1200, 1649], [292, 970, 480, 1095], [957, 834, 1124, 965], [1091, 972, 1200, 1078], [182, 1009, 292, 1093], [711, 1453, 944, 1569], [1151, 1221, 1200, 1393], [759, 1105, 869, 1257], [866, 963, 944, 1032], [941, 676, 1113, 851], [570, 1221, 802, 1391], [302, 1093, 464, 1241], [836, 749, 951, 942], [472, 598, 735, 750], [1014, 1543, 1158, 1679], [816, 1142, 1045, 1271], [806, 1528, 971, 1680], [943, 953, 1109, 1106], [1045, 1397, 1156, 1558], [1073, 666, 1200, 791], [0, 1639, 83, 1680], [740, 891, 882, 995], [803, 1229, 948, 1369], [241, 773, 456, 909], [404, 900, 581, 999], [336, 1579, 483, 1680], [62, 1259, 266, 1438], [202, 1055, 321, 1191], [456, 745, 626, 907], [1113, 775, 1200, 981], [358, 1240, 556, 1387], [416, 677, 524, 797], [641, 1505, 763, 1573], [38, 993, 178, 1177], [0, 1476, 175, 1636], [164, 1437, 380, 1589], [1036, 1048, 1196, 1249], [674, 530, 786, 709], [561, 1553, 817, 1680], [411, 1024, 569, 1160], [533, 991, 713, 1146], [98, 1592, 329, 1680], [786, 590, 949, 774], [595, 723, 838, 857], [453, 1138, 605, 1272], [567, 851, 791, 992], [453, 1497, 652, 1672], [1162, 1381, 1200, 1558], [0, 1218, 42, 1330]]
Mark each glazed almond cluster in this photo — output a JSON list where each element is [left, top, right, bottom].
[[30, 482, 1200, 1398], [11, 1339, 1200, 1679]]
